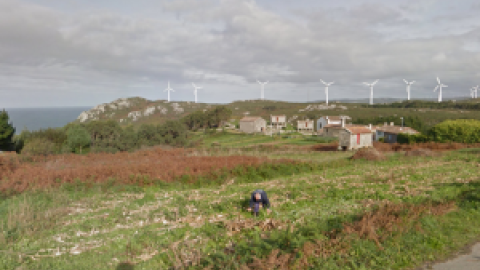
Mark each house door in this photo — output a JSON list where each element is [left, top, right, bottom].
[[305, 122, 308, 127], [357, 134, 360, 144]]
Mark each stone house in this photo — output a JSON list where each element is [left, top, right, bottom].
[[297, 119, 314, 132], [339, 126, 373, 150], [317, 116, 351, 131], [239, 117, 267, 133], [270, 115, 287, 129]]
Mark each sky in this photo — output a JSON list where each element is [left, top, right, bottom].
[[1, 0, 480, 108]]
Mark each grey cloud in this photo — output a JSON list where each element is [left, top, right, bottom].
[[1, 0, 480, 107]]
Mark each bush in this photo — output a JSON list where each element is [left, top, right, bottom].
[[429, 119, 480, 143], [397, 133, 430, 144], [21, 138, 58, 156], [66, 125, 91, 153]]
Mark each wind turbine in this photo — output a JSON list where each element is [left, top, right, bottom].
[[164, 81, 174, 102], [403, 79, 415, 101], [433, 77, 447, 103], [320, 79, 334, 105], [363, 80, 379, 105], [192, 83, 202, 103], [257, 80, 269, 100], [471, 85, 479, 99]]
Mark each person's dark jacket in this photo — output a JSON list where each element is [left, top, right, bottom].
[[249, 189, 270, 209]]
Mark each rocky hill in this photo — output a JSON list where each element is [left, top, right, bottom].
[[76, 97, 351, 126], [76, 97, 480, 128]]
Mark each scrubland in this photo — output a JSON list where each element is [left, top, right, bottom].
[[1, 147, 480, 270]]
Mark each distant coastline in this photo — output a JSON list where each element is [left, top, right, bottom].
[[3, 106, 92, 134]]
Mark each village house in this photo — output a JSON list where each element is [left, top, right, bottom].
[[297, 119, 314, 132], [317, 115, 351, 131], [270, 115, 287, 129], [339, 126, 373, 150], [239, 116, 267, 134], [376, 123, 420, 143], [326, 118, 373, 150]]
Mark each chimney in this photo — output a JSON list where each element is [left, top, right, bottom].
[[390, 122, 394, 126], [341, 117, 345, 128], [369, 124, 372, 130]]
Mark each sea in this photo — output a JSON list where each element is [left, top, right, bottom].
[[4, 107, 92, 134]]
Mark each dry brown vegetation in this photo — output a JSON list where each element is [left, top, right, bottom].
[[373, 141, 480, 152], [0, 148, 289, 195]]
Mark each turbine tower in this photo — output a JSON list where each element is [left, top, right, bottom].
[[320, 79, 334, 105], [192, 83, 203, 103], [363, 80, 379, 105], [257, 80, 269, 100], [471, 86, 479, 99], [164, 81, 174, 102], [433, 77, 447, 103], [403, 79, 415, 101]]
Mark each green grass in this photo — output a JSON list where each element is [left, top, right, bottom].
[[1, 150, 480, 269], [193, 131, 338, 148]]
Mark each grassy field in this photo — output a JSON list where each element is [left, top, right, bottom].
[[1, 149, 480, 269], [194, 132, 337, 148]]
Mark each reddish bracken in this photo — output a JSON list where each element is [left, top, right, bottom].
[[0, 148, 289, 194]]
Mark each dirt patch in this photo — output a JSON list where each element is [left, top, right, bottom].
[[311, 143, 339, 151], [351, 148, 385, 161], [241, 201, 457, 270]]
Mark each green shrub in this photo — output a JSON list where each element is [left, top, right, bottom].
[[21, 138, 58, 156], [397, 133, 431, 144], [429, 119, 480, 143]]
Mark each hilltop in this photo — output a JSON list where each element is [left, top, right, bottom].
[[76, 97, 480, 128]]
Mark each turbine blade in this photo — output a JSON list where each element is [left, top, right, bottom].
[[372, 79, 379, 85], [437, 77, 441, 84], [320, 79, 326, 85], [363, 82, 369, 86], [411, 81, 415, 84], [265, 81, 269, 84], [433, 86, 439, 92], [257, 80, 261, 84], [443, 84, 448, 87], [403, 79, 408, 84], [329, 82, 334, 85]]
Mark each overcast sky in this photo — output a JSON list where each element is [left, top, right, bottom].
[[1, 0, 480, 108]]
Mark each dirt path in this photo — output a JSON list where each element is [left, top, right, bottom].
[[421, 242, 480, 270]]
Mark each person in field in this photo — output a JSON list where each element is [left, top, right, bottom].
[[247, 189, 271, 216]]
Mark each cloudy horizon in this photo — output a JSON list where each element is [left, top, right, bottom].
[[1, 0, 480, 108]]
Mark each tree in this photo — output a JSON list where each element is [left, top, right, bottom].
[[206, 106, 232, 128], [116, 125, 139, 152], [66, 125, 91, 153], [158, 120, 188, 146], [0, 110, 15, 151]]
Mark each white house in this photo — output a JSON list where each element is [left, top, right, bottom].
[[297, 119, 314, 132], [271, 115, 287, 129], [317, 116, 351, 131]]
